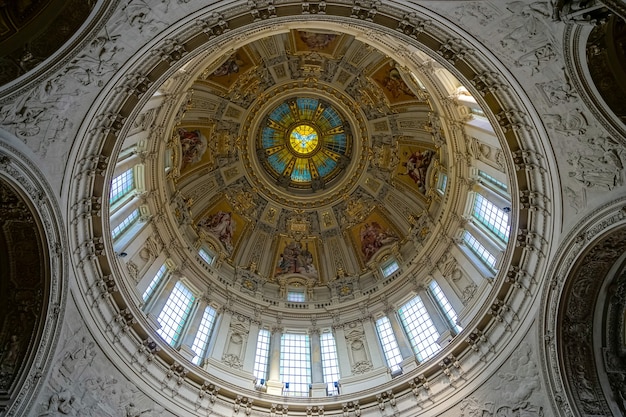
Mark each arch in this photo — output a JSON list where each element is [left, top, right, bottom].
[[0, 138, 66, 416], [542, 199, 626, 417]]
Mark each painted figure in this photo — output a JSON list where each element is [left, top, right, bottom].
[[400, 149, 435, 194], [275, 241, 317, 278], [359, 222, 397, 262], [197, 211, 235, 253], [299, 31, 337, 50], [177, 128, 207, 168]]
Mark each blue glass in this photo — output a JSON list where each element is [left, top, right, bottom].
[[258, 97, 351, 189]]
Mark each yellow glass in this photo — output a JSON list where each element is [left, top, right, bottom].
[[289, 124, 319, 155]]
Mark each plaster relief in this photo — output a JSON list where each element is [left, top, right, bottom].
[[454, 343, 545, 417], [38, 321, 174, 417]]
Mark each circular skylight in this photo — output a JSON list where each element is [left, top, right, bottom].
[[289, 124, 320, 156], [258, 98, 351, 190]]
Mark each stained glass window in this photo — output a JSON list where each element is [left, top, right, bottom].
[[258, 98, 351, 190]]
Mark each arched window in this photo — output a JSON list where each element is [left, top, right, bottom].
[[199, 247, 215, 265], [142, 263, 168, 303], [280, 333, 311, 396], [156, 281, 195, 346], [375, 316, 403, 372], [398, 295, 440, 361], [320, 332, 340, 395], [429, 280, 462, 333], [253, 329, 271, 384], [190, 306, 218, 365]]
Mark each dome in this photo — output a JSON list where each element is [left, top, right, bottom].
[[104, 20, 519, 406]]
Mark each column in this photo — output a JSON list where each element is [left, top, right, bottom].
[[136, 253, 167, 296], [178, 299, 206, 361], [421, 292, 454, 348], [362, 319, 384, 369], [266, 326, 283, 395], [333, 326, 352, 378], [145, 278, 176, 329], [386, 310, 414, 360], [309, 329, 326, 397], [208, 308, 232, 361], [243, 322, 261, 373]]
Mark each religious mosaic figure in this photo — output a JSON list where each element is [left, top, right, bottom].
[[275, 241, 318, 279], [197, 211, 235, 253], [359, 222, 398, 262], [400, 149, 435, 194], [177, 128, 207, 168]]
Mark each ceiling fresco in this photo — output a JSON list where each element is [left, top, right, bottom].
[[170, 30, 442, 285]]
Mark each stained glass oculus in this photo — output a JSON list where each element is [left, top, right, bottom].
[[258, 97, 352, 190], [289, 124, 319, 155]]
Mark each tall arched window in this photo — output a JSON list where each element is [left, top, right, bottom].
[[190, 306, 218, 365], [320, 332, 340, 395], [398, 296, 440, 362], [375, 316, 403, 372], [157, 281, 195, 346], [142, 263, 167, 303], [280, 333, 311, 396], [253, 329, 271, 384]]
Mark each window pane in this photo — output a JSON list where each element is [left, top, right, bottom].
[[280, 333, 311, 396], [110, 169, 134, 204], [287, 291, 305, 302], [320, 332, 340, 395], [437, 172, 448, 193], [463, 230, 497, 270], [473, 193, 510, 242], [478, 170, 507, 191], [429, 281, 462, 333], [375, 317, 403, 372], [191, 306, 218, 365], [381, 259, 400, 278], [157, 281, 195, 346], [199, 248, 214, 264], [111, 209, 139, 240], [142, 263, 167, 302], [253, 329, 271, 382], [398, 296, 440, 362]]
